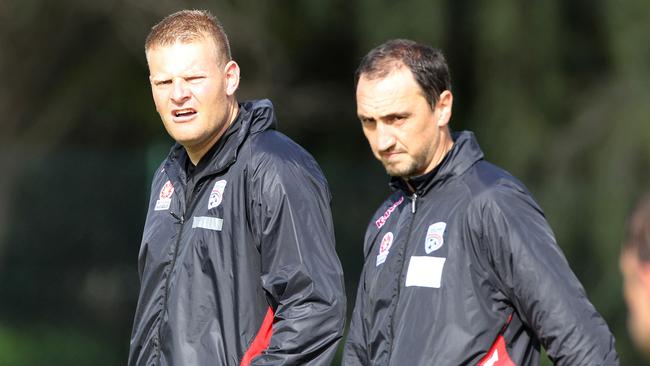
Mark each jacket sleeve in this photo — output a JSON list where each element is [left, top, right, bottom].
[[473, 183, 618, 365], [342, 271, 369, 366], [249, 147, 346, 366]]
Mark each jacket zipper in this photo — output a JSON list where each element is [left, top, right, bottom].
[[154, 177, 210, 359], [387, 192, 418, 363], [155, 210, 185, 359]]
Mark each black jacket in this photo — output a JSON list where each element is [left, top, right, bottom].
[[129, 99, 345, 366], [343, 131, 617, 365]]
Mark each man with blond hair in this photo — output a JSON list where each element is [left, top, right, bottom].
[[128, 10, 345, 366], [621, 194, 650, 359]]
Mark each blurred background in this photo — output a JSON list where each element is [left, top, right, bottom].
[[0, 0, 649, 364]]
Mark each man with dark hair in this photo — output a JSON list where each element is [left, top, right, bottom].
[[128, 10, 345, 366], [343, 39, 618, 365], [621, 194, 650, 358]]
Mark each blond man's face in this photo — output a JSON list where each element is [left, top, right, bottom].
[[146, 37, 239, 159]]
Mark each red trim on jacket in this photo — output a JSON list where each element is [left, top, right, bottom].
[[477, 335, 515, 366], [478, 314, 515, 366], [240, 307, 274, 366]]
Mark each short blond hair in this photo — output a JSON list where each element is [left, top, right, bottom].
[[145, 9, 231, 64]]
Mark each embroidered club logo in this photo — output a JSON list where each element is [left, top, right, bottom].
[[376, 232, 394, 266], [160, 180, 174, 199], [208, 180, 227, 210], [425, 222, 446, 254], [154, 180, 174, 211]]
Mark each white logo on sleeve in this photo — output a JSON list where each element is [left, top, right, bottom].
[[208, 180, 227, 210], [154, 180, 174, 211], [425, 222, 446, 254], [376, 232, 394, 266], [484, 349, 499, 366]]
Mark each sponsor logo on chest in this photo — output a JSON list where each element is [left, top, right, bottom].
[[375, 196, 405, 229]]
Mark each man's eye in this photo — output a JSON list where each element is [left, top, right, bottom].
[[155, 80, 172, 86], [187, 76, 205, 84]]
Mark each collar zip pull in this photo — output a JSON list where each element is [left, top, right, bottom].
[[411, 193, 418, 214]]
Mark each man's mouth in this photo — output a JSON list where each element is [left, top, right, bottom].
[[173, 108, 197, 118], [381, 150, 402, 159]]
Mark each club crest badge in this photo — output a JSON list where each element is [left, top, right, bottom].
[[154, 180, 174, 211], [376, 232, 394, 266], [425, 222, 446, 254], [208, 180, 227, 210]]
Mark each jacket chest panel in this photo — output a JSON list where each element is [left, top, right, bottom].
[[141, 168, 254, 278], [176, 173, 253, 272], [363, 191, 514, 364], [363, 193, 480, 309], [140, 178, 185, 266]]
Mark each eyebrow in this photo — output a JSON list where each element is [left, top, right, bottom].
[[150, 72, 208, 83], [358, 112, 410, 121]]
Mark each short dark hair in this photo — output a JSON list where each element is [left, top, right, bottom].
[[355, 39, 452, 107], [145, 9, 231, 64], [624, 194, 650, 262]]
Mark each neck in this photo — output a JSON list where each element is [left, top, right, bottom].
[[431, 130, 454, 169], [186, 100, 239, 165], [410, 127, 454, 179]]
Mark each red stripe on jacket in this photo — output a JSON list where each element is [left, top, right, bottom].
[[240, 307, 274, 366], [477, 335, 516, 366], [478, 314, 515, 366]]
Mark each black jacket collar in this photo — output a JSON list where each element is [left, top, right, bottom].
[[389, 131, 484, 196], [164, 99, 277, 186]]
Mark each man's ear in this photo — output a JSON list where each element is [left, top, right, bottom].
[[436, 90, 453, 127], [639, 261, 650, 291], [224, 60, 240, 96]]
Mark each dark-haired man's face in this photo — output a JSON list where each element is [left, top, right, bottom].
[[356, 66, 452, 178]]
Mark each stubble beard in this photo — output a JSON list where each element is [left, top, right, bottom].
[[382, 157, 421, 178], [385, 141, 441, 178]]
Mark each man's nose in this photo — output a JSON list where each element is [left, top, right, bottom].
[[376, 123, 396, 151], [171, 79, 191, 103]]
